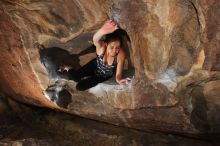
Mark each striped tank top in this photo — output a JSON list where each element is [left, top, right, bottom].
[[95, 54, 117, 78]]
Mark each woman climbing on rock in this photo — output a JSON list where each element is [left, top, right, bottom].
[[59, 20, 131, 91]]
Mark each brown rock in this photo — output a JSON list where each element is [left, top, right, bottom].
[[0, 0, 220, 135]]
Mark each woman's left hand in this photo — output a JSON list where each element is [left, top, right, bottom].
[[118, 77, 131, 85]]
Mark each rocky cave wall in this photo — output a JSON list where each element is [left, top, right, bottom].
[[0, 0, 220, 135]]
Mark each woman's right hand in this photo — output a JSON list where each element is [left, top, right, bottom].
[[100, 20, 118, 34]]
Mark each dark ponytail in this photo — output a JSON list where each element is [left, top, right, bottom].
[[104, 29, 122, 47]]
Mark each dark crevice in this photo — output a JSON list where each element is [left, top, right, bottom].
[[37, 43, 81, 80], [190, 86, 210, 132], [190, 1, 202, 28]]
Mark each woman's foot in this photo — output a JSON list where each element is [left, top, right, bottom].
[[57, 65, 81, 82], [57, 65, 70, 73], [57, 65, 72, 80]]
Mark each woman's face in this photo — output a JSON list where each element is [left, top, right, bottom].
[[106, 40, 121, 57]]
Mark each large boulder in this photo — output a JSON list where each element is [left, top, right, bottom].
[[0, 0, 220, 135]]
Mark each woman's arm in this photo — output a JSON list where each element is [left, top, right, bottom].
[[93, 20, 118, 55], [116, 51, 131, 85], [93, 30, 106, 55]]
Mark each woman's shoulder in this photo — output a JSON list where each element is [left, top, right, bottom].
[[119, 49, 126, 57], [117, 49, 126, 61]]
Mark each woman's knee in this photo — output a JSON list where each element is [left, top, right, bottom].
[[76, 83, 86, 91], [76, 79, 98, 91]]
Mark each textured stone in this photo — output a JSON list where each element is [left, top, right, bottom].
[[0, 0, 220, 135], [1, 98, 217, 145]]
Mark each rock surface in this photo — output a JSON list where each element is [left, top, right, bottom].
[[0, 98, 218, 146], [0, 0, 220, 135]]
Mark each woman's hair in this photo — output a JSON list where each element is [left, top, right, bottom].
[[104, 29, 123, 47]]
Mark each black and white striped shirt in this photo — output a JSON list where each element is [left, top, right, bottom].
[[95, 54, 117, 78]]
